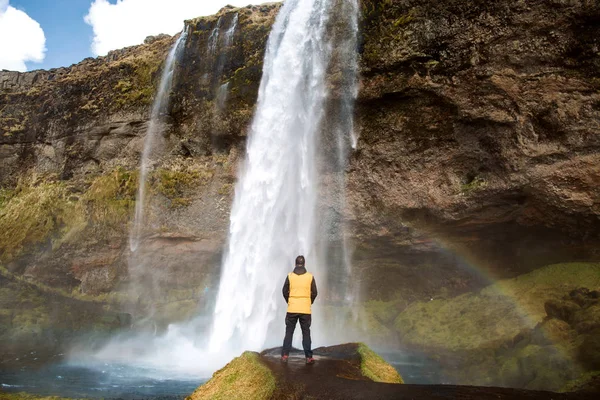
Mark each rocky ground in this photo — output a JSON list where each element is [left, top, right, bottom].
[[187, 343, 596, 400]]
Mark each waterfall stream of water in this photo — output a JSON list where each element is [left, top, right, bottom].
[[129, 29, 188, 253], [209, 0, 359, 354]]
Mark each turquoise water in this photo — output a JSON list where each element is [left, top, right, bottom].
[[0, 360, 204, 399], [0, 350, 438, 398]]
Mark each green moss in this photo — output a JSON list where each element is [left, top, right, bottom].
[[461, 176, 487, 193], [365, 297, 406, 325], [394, 263, 600, 351], [82, 167, 137, 237], [218, 183, 234, 196], [154, 167, 213, 207], [560, 370, 600, 392], [187, 352, 275, 400], [357, 343, 404, 384], [0, 167, 139, 261], [114, 79, 133, 93], [360, 0, 418, 65], [113, 56, 162, 107], [0, 176, 83, 262], [0, 392, 76, 400], [0, 188, 14, 209]]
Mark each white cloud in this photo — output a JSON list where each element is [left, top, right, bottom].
[[0, 0, 46, 71], [85, 0, 258, 56]]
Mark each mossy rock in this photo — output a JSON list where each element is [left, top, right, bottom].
[[393, 263, 600, 351], [560, 370, 600, 393], [187, 352, 275, 400], [357, 342, 404, 383]]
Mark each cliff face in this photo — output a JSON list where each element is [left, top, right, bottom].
[[0, 0, 599, 366], [350, 0, 600, 301]]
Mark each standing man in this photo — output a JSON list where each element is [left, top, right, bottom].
[[281, 255, 318, 364]]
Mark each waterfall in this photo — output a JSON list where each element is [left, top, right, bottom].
[[215, 82, 230, 112], [207, 17, 222, 55], [73, 1, 359, 378], [209, 0, 359, 353], [128, 29, 187, 306], [223, 13, 238, 48], [208, 13, 238, 113], [317, 0, 360, 342]]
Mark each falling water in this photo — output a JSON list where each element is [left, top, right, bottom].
[[315, 0, 360, 342], [215, 82, 230, 112], [208, 13, 238, 113], [209, 0, 358, 353], [129, 30, 187, 253], [207, 17, 222, 55], [223, 13, 238, 48]]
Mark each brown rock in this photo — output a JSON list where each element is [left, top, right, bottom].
[[545, 299, 581, 323]]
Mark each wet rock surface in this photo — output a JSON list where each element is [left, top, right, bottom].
[[222, 344, 597, 399]]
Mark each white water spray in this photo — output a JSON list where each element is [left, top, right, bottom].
[[209, 0, 355, 354]]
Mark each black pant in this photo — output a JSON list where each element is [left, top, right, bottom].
[[282, 313, 312, 358]]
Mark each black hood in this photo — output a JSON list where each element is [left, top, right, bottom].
[[293, 265, 307, 275]]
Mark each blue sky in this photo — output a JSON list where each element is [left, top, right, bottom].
[[11, 0, 94, 70], [0, 0, 260, 72]]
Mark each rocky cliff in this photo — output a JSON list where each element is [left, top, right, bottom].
[[0, 0, 599, 389]]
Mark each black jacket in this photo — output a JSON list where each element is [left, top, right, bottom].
[[282, 266, 318, 304]]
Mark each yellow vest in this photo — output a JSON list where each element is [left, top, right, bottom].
[[287, 272, 313, 314]]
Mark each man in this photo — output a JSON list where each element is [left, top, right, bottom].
[[281, 255, 318, 364]]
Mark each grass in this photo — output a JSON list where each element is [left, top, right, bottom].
[[113, 58, 161, 108], [0, 176, 82, 262], [0, 393, 76, 400], [393, 263, 600, 351], [357, 343, 404, 384], [187, 352, 275, 400], [82, 167, 137, 237], [0, 168, 140, 262], [154, 165, 213, 207]]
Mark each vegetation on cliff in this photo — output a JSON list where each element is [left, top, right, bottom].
[[393, 263, 600, 351], [0, 176, 82, 262]]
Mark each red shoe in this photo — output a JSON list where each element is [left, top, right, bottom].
[[281, 355, 289, 363], [306, 357, 315, 365]]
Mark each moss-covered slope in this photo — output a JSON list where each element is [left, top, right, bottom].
[[394, 263, 600, 351], [357, 342, 404, 384], [186, 351, 275, 400], [188, 343, 402, 400]]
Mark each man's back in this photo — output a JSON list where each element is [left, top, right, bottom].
[[281, 255, 318, 364], [287, 271, 314, 313]]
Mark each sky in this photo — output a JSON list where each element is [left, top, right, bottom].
[[0, 0, 261, 72]]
